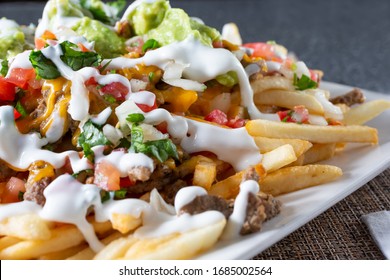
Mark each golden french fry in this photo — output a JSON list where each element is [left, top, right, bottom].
[[38, 243, 89, 260], [209, 164, 266, 199], [246, 119, 378, 144], [260, 164, 343, 196], [0, 236, 21, 251], [175, 155, 214, 177], [343, 100, 390, 125], [67, 231, 124, 260], [302, 143, 336, 165], [95, 218, 226, 260], [251, 76, 295, 93], [193, 160, 217, 190], [0, 214, 53, 241], [261, 144, 297, 173], [111, 213, 142, 234], [286, 154, 305, 167], [254, 90, 324, 114], [253, 136, 312, 156]]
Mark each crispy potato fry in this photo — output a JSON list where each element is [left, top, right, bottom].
[[111, 213, 142, 234], [302, 143, 336, 165], [0, 236, 21, 251], [95, 218, 226, 260], [67, 231, 124, 260], [209, 164, 266, 199], [38, 243, 89, 260], [0, 214, 53, 241], [261, 144, 297, 173], [246, 119, 378, 144], [251, 76, 295, 93], [193, 160, 217, 190], [343, 100, 390, 125], [254, 90, 324, 114], [0, 220, 112, 260], [175, 155, 214, 177], [260, 165, 343, 196], [254, 136, 312, 156]]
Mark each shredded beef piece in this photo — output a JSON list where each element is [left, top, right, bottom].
[[125, 163, 176, 195], [242, 166, 260, 182], [179, 194, 233, 219], [23, 177, 52, 206], [329, 88, 365, 106], [161, 179, 187, 205], [240, 192, 282, 235]]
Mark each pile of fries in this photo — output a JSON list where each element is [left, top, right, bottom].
[[1, 0, 390, 260]]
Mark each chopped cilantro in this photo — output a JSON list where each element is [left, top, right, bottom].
[[100, 190, 111, 203], [78, 120, 112, 162], [1, 59, 9, 77], [114, 189, 127, 199], [126, 113, 145, 123], [80, 0, 126, 25], [148, 72, 155, 83], [18, 191, 24, 201], [14, 101, 28, 118], [103, 94, 117, 104], [142, 39, 160, 53], [29, 41, 101, 80], [293, 73, 318, 91], [130, 123, 178, 163]]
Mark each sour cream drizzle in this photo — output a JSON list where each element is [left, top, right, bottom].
[[106, 37, 279, 121]]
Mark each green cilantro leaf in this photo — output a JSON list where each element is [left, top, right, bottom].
[[60, 41, 101, 71], [1, 59, 9, 77], [142, 39, 160, 53], [80, 0, 126, 25], [130, 124, 178, 162], [14, 101, 28, 118], [29, 50, 61, 79], [293, 73, 318, 91], [114, 189, 127, 199], [78, 120, 112, 161], [126, 113, 145, 123]]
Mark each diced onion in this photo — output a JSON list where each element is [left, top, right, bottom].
[[163, 78, 206, 92]]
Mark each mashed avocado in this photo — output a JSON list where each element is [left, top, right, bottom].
[[0, 18, 26, 60], [128, 0, 220, 47], [72, 17, 126, 58]]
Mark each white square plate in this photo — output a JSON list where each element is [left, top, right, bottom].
[[197, 81, 390, 259]]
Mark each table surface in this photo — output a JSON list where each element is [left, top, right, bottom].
[[1, 0, 389, 260]]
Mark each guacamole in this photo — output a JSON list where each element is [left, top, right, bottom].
[[127, 0, 220, 47], [72, 17, 126, 58], [0, 18, 26, 60]]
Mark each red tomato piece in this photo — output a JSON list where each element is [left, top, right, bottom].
[[136, 100, 157, 113], [6, 68, 36, 90], [119, 177, 136, 188], [1, 177, 26, 203], [0, 77, 16, 101], [93, 161, 121, 191], [243, 42, 283, 62], [204, 109, 228, 126], [100, 82, 129, 101]]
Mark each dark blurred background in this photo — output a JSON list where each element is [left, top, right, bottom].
[[1, 0, 389, 93]]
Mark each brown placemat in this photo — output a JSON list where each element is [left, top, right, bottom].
[[253, 168, 390, 260]]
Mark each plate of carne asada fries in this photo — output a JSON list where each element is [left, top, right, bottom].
[[0, 0, 389, 260]]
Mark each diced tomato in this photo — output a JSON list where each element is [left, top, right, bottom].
[[155, 121, 168, 134], [6, 68, 36, 90], [1, 177, 26, 203], [13, 108, 22, 119], [0, 77, 16, 101], [277, 105, 309, 124], [243, 42, 283, 62], [77, 43, 90, 52], [126, 37, 144, 54], [227, 117, 246, 128], [85, 77, 98, 87], [205, 109, 228, 126], [100, 82, 129, 101], [93, 161, 120, 191], [212, 40, 224, 48], [136, 100, 157, 112], [119, 177, 136, 188], [310, 70, 320, 83]]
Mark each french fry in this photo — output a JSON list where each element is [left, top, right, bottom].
[[343, 100, 390, 125], [254, 90, 324, 114], [95, 218, 226, 260], [0, 214, 53, 241], [259, 165, 343, 196], [209, 164, 266, 199], [67, 231, 124, 260], [38, 243, 89, 260], [261, 144, 297, 173], [246, 119, 378, 144], [0, 236, 21, 251], [253, 136, 312, 156], [302, 143, 336, 165], [111, 213, 142, 234], [193, 160, 217, 190], [251, 76, 295, 93]]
